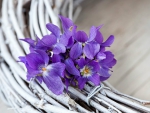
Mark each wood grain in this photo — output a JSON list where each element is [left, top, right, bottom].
[[76, 0, 150, 100]]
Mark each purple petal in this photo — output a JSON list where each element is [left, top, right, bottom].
[[64, 72, 73, 89], [26, 64, 40, 75], [100, 46, 105, 52], [26, 64, 40, 81], [88, 26, 97, 42], [36, 76, 43, 83], [26, 53, 44, 69], [20, 38, 35, 47], [72, 25, 77, 36], [67, 36, 74, 48], [76, 58, 87, 68], [83, 42, 100, 59], [65, 58, 80, 76], [100, 76, 110, 81], [96, 25, 103, 30], [88, 74, 100, 85], [27, 74, 36, 81], [41, 34, 57, 46], [18, 56, 26, 63], [60, 32, 74, 48], [70, 42, 82, 59], [102, 35, 114, 46], [46, 23, 60, 38], [100, 51, 114, 64], [78, 77, 87, 89], [35, 38, 50, 51], [99, 67, 110, 77], [60, 31, 72, 46], [53, 43, 66, 54], [59, 15, 74, 32], [46, 62, 65, 77], [75, 31, 88, 42], [88, 61, 100, 72], [106, 59, 117, 68], [65, 78, 70, 90], [52, 54, 61, 63], [34, 50, 49, 65], [95, 31, 103, 44], [43, 74, 64, 95], [97, 52, 106, 60]]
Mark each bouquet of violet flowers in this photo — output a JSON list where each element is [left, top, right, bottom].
[[19, 15, 116, 95]]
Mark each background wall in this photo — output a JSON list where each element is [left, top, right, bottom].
[[76, 0, 150, 100]]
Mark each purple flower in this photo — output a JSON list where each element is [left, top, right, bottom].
[[100, 35, 115, 52], [19, 15, 116, 93], [97, 51, 116, 81], [46, 15, 76, 49], [64, 71, 77, 90], [70, 26, 104, 60], [19, 50, 65, 95], [65, 58, 100, 89], [21, 34, 66, 54], [77, 58, 101, 89]]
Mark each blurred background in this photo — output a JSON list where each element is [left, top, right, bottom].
[[0, 0, 150, 112], [75, 0, 150, 101]]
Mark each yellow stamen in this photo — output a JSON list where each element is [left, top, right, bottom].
[[69, 26, 73, 31], [42, 67, 47, 71], [82, 43, 85, 47], [83, 67, 90, 74], [81, 66, 91, 76]]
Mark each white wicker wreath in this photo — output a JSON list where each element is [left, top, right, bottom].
[[0, 0, 150, 113]]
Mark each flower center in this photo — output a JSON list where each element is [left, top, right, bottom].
[[42, 67, 47, 71], [69, 26, 73, 31], [81, 66, 91, 77], [84, 67, 90, 74]]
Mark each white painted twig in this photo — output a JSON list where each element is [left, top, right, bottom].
[[32, 0, 42, 39], [103, 89, 150, 112], [0, 67, 26, 107], [1, 1, 149, 113], [84, 84, 138, 113], [11, 68, 35, 96], [0, 29, 26, 80], [16, 0, 30, 38], [107, 87, 150, 105], [94, 97, 122, 113], [1, 29, 85, 112], [103, 81, 119, 92], [68, 86, 111, 113], [38, 0, 47, 36], [1, 62, 78, 113], [45, 9, 51, 34], [73, 6, 82, 22], [1, 31, 74, 112], [0, 79, 10, 106], [53, 0, 63, 16], [43, 0, 59, 26], [69, 0, 73, 20], [40, 82, 91, 113], [16, 0, 24, 32], [61, 0, 69, 17], [29, 0, 35, 40], [21, 105, 41, 113], [31, 80, 66, 109], [1, 0, 25, 57], [98, 93, 139, 113], [8, 0, 29, 53]]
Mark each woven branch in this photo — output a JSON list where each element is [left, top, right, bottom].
[[0, 0, 150, 113]]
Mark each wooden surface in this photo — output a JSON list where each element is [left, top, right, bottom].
[[76, 0, 150, 100]]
